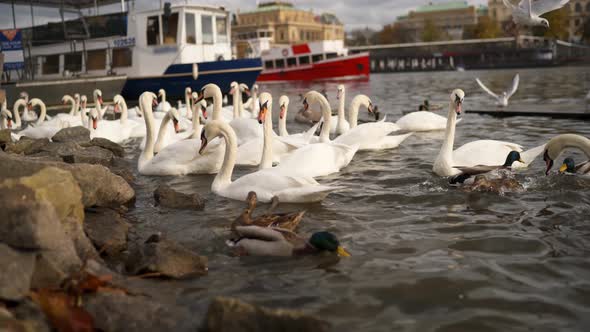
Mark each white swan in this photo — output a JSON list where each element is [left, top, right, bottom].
[[0, 108, 13, 130], [152, 97, 208, 152], [18, 92, 38, 122], [502, 0, 568, 28], [16, 98, 69, 139], [396, 107, 461, 132], [199, 119, 343, 203], [330, 84, 350, 135], [542, 134, 590, 175], [91, 94, 142, 143], [53, 95, 83, 127], [137, 92, 224, 176], [333, 95, 411, 151], [433, 89, 545, 176], [277, 95, 321, 144], [155, 88, 172, 114], [242, 83, 259, 117], [177, 87, 193, 119], [235, 93, 301, 167], [113, 95, 144, 138], [197, 83, 263, 146], [9, 98, 26, 129], [269, 91, 358, 178], [476, 73, 519, 107], [92, 89, 109, 120]]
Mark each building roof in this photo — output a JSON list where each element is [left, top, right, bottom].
[[414, 1, 471, 13], [0, 0, 122, 9], [245, 1, 296, 13]]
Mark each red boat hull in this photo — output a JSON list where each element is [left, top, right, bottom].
[[257, 52, 370, 82]]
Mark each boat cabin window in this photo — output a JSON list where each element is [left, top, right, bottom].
[[264, 60, 274, 69], [287, 57, 297, 67], [87, 50, 106, 70], [275, 59, 285, 68], [326, 53, 338, 60], [112, 48, 133, 68], [216, 16, 228, 42], [312, 54, 323, 62], [42, 54, 60, 75], [186, 13, 197, 44], [163, 12, 179, 45], [202, 15, 213, 44], [64, 53, 82, 72], [299, 56, 310, 65], [147, 15, 161, 45]]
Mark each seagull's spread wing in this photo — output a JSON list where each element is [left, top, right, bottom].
[[518, 0, 533, 16], [504, 0, 517, 9], [507, 74, 520, 98], [530, 0, 569, 16], [476, 78, 499, 99]]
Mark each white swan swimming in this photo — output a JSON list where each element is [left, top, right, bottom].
[[113, 95, 144, 138], [18, 92, 39, 122], [334, 95, 412, 151], [330, 84, 350, 135], [137, 92, 224, 176], [199, 119, 343, 203], [91, 94, 142, 143], [177, 87, 193, 119], [433, 89, 544, 176], [542, 134, 590, 175], [276, 95, 321, 145], [0, 108, 13, 130], [502, 0, 569, 28], [242, 83, 260, 118], [396, 106, 461, 132], [269, 91, 358, 178], [92, 89, 109, 120], [16, 98, 69, 140], [235, 93, 302, 167], [54, 95, 83, 127], [476, 73, 519, 107], [155, 88, 172, 114], [8, 98, 27, 129]]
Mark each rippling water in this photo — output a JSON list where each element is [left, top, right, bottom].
[[125, 66, 590, 331]]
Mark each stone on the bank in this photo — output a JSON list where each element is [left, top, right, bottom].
[[84, 208, 130, 256], [84, 292, 194, 332], [0, 129, 12, 146], [154, 184, 205, 210], [203, 297, 331, 332], [0, 243, 36, 301], [83, 138, 124, 157], [62, 145, 114, 166], [51, 126, 90, 143], [0, 153, 135, 207], [127, 235, 207, 278], [9, 299, 51, 332], [5, 137, 50, 155], [30, 255, 68, 290]]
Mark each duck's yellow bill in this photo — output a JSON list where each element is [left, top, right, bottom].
[[337, 246, 351, 257], [559, 163, 568, 173], [518, 158, 525, 164]]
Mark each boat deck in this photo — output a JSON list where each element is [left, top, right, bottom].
[[465, 104, 590, 120]]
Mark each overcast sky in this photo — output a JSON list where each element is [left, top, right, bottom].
[[1, 0, 489, 30]]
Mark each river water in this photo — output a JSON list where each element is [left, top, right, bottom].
[[125, 66, 590, 331]]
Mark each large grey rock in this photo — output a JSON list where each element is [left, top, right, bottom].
[[84, 292, 194, 332], [82, 138, 124, 157], [0, 243, 35, 301], [0, 129, 12, 146], [84, 208, 130, 256], [0, 153, 135, 207], [30, 254, 67, 290], [9, 299, 51, 332], [127, 235, 207, 279], [154, 184, 205, 210], [202, 297, 331, 332], [62, 145, 114, 166], [5, 137, 50, 155], [51, 126, 90, 143]]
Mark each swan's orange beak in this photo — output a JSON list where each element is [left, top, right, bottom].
[[280, 105, 286, 119], [258, 105, 267, 124], [98, 96, 103, 105], [199, 130, 208, 155], [6, 118, 12, 129], [228, 87, 235, 95], [27, 103, 32, 111], [244, 88, 251, 97], [201, 106, 208, 119], [194, 93, 204, 103], [367, 102, 374, 113], [173, 119, 180, 133], [303, 98, 309, 111], [152, 98, 158, 108], [92, 118, 98, 130], [114, 104, 120, 113]]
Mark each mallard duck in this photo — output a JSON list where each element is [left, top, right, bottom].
[[462, 175, 524, 194], [231, 192, 305, 231], [418, 100, 442, 111], [558, 157, 590, 175], [227, 225, 350, 257], [450, 151, 524, 184]]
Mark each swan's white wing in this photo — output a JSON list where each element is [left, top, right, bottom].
[[360, 133, 413, 151], [507, 74, 520, 98], [521, 0, 532, 16], [274, 184, 344, 204], [504, 0, 518, 8], [334, 121, 400, 150], [530, 0, 569, 16], [476, 78, 499, 99], [275, 142, 358, 178], [513, 143, 546, 169], [396, 111, 448, 131], [453, 140, 524, 167]]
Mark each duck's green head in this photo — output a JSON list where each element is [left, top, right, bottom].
[[309, 232, 350, 257], [503, 151, 524, 167], [559, 157, 576, 174]]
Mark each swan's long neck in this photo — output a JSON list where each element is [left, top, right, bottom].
[[119, 100, 128, 124], [232, 90, 240, 119], [213, 122, 238, 193], [36, 102, 46, 125], [438, 101, 458, 166], [319, 96, 332, 143], [185, 92, 191, 113], [65, 97, 76, 116], [154, 113, 171, 153], [279, 107, 288, 137], [337, 90, 346, 130], [549, 134, 590, 159], [189, 104, 201, 139], [12, 99, 24, 128], [140, 100, 156, 165], [259, 109, 273, 170], [161, 91, 167, 103], [80, 105, 88, 126], [212, 89, 223, 121], [348, 96, 362, 129]]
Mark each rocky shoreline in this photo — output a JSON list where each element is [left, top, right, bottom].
[[0, 127, 329, 332]]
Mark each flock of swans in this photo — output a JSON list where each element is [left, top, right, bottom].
[[2, 80, 590, 205]]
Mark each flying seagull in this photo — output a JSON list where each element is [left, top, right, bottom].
[[475, 74, 520, 107], [502, 0, 570, 28]]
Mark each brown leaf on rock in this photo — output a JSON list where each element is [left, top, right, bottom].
[[30, 289, 94, 332]]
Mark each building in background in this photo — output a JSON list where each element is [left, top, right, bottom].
[[567, 0, 590, 42], [488, 0, 512, 25], [394, 1, 479, 42], [232, 1, 344, 58]]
